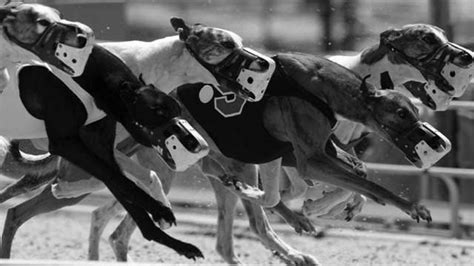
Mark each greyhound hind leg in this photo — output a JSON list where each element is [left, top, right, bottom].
[[208, 177, 240, 264], [0, 185, 87, 258], [0, 171, 57, 204], [88, 199, 123, 261], [109, 213, 136, 262], [241, 200, 319, 265]]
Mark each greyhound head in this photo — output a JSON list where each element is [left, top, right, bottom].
[[0, 3, 95, 76], [361, 77, 451, 168], [170, 17, 276, 102], [128, 83, 181, 129], [380, 24, 473, 107], [171, 17, 243, 65], [381, 24, 471, 67]]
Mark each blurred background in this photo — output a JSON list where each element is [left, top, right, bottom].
[[10, 0, 474, 237]]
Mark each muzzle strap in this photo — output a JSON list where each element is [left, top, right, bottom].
[[384, 41, 469, 96], [389, 121, 451, 168], [185, 44, 275, 102]]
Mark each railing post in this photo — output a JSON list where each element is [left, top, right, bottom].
[[420, 171, 429, 201], [437, 175, 461, 238]]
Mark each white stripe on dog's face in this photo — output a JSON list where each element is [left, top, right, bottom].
[[1, 4, 61, 44], [429, 25, 448, 43], [395, 24, 448, 60], [185, 25, 243, 65]]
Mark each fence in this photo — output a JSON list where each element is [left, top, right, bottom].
[[367, 100, 474, 238]]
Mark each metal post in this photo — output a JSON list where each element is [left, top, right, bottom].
[[420, 171, 430, 201], [430, 0, 453, 39], [437, 175, 461, 238]]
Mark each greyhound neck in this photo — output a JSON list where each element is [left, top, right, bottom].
[[104, 36, 218, 94], [329, 46, 425, 91], [275, 54, 372, 124], [0, 36, 40, 68]]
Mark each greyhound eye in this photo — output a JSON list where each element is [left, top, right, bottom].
[[220, 41, 235, 49], [422, 34, 437, 45], [396, 108, 407, 119], [36, 19, 51, 27]]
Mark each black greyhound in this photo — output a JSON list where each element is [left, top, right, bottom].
[[0, 3, 203, 259]]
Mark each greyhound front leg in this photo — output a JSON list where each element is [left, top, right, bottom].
[[301, 154, 432, 223], [48, 137, 176, 225], [49, 138, 204, 259], [114, 150, 172, 229]]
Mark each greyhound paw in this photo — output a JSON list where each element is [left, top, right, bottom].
[[406, 203, 432, 223], [151, 206, 177, 227], [221, 175, 265, 200], [175, 242, 204, 260], [343, 194, 367, 221], [285, 211, 316, 234], [234, 182, 265, 198], [286, 251, 321, 266]]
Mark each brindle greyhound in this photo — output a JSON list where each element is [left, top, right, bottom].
[[0, 3, 207, 259], [0, 18, 470, 266], [285, 24, 474, 221]]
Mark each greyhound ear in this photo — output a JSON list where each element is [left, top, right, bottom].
[[119, 81, 138, 104], [170, 17, 191, 41], [431, 25, 446, 36], [360, 74, 376, 98]]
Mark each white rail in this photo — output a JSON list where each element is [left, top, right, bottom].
[[366, 163, 474, 238], [412, 99, 474, 110]]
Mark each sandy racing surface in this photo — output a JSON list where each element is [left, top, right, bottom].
[[1, 207, 473, 265]]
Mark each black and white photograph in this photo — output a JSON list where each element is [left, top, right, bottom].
[[0, 0, 473, 265]]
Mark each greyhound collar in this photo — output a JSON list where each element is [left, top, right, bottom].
[[8, 22, 94, 77], [390, 121, 451, 169], [187, 45, 275, 102], [385, 42, 472, 97], [151, 118, 209, 171]]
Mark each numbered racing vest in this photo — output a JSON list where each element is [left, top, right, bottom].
[[177, 55, 337, 164]]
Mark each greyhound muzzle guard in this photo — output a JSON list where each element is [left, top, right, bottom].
[[385, 41, 473, 109], [151, 118, 209, 171], [392, 122, 451, 169], [188, 46, 275, 102], [403, 80, 453, 110], [9, 21, 94, 77]]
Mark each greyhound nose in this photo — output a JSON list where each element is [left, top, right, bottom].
[[76, 34, 87, 48], [0, 8, 13, 22]]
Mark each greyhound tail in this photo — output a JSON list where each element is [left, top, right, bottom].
[[1, 140, 60, 178]]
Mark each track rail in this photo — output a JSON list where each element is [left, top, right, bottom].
[[367, 163, 474, 238]]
